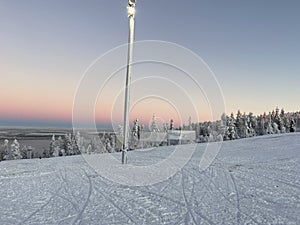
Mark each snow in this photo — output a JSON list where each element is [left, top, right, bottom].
[[0, 133, 299, 224]]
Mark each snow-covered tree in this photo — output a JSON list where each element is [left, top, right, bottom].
[[261, 112, 269, 134], [248, 112, 257, 136], [50, 135, 56, 156], [64, 133, 73, 155], [61, 149, 66, 156], [110, 135, 116, 152], [0, 139, 9, 161], [225, 114, 237, 140], [42, 147, 51, 158], [239, 113, 249, 138], [215, 120, 226, 139], [75, 131, 85, 153], [208, 133, 214, 142], [266, 112, 274, 134], [9, 139, 21, 160], [290, 119, 296, 132], [280, 108, 288, 132], [132, 119, 139, 137], [91, 136, 104, 153], [20, 145, 29, 159], [296, 113, 300, 131], [105, 138, 112, 152], [71, 135, 80, 155], [0, 146, 3, 161], [57, 136, 65, 154], [256, 115, 266, 135], [62, 133, 80, 155], [151, 114, 159, 132], [235, 110, 243, 138], [221, 113, 227, 125], [274, 107, 283, 132], [2, 139, 9, 160], [273, 122, 280, 134], [53, 146, 60, 157]]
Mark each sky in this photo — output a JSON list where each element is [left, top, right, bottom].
[[1, 0, 300, 128]]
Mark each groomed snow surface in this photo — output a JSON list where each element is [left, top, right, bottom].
[[0, 133, 299, 225]]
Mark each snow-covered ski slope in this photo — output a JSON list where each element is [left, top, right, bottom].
[[0, 133, 299, 225]]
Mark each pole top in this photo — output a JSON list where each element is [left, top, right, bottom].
[[127, 0, 136, 17], [128, 0, 136, 7]]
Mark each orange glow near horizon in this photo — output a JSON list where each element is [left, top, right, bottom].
[[1, 90, 214, 127]]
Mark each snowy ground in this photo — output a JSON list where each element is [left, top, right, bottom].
[[0, 133, 299, 225]]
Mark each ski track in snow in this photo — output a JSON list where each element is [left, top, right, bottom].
[[0, 133, 300, 224], [71, 171, 93, 225], [229, 172, 241, 225]]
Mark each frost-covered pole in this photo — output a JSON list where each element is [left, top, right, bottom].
[[122, 0, 136, 164]]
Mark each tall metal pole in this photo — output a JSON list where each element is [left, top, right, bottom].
[[122, 0, 136, 164]]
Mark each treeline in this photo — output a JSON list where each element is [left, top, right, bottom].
[[190, 108, 299, 143], [0, 108, 299, 161], [0, 132, 117, 161], [49, 132, 116, 157]]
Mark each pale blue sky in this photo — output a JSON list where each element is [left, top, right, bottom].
[[1, 0, 299, 127]]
